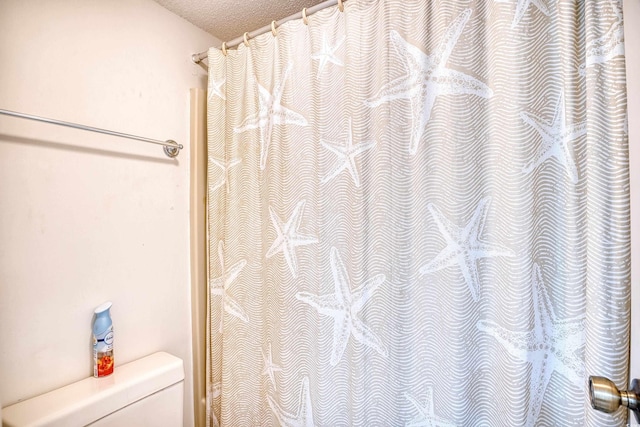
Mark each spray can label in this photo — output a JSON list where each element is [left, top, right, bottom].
[[93, 325, 114, 377]]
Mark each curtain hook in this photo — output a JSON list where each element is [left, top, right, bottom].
[[271, 20, 277, 37], [243, 32, 250, 47], [221, 42, 227, 56], [338, 0, 344, 12], [302, 8, 309, 25]]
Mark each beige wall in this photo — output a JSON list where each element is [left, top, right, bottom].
[[0, 1, 217, 425], [626, 0, 640, 424]]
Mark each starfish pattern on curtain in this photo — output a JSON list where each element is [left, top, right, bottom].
[[206, 382, 221, 427], [296, 247, 388, 366], [311, 33, 345, 77], [234, 62, 308, 170], [579, 0, 624, 76], [477, 263, 586, 426], [208, 156, 241, 193], [320, 117, 377, 187], [404, 388, 456, 427], [494, 0, 550, 29], [520, 92, 587, 184], [366, 9, 493, 155], [208, 77, 226, 101], [262, 342, 282, 391], [267, 377, 316, 427], [419, 198, 513, 302], [266, 200, 318, 279], [210, 241, 249, 332]]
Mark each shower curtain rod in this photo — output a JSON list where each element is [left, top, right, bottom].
[[0, 109, 183, 158], [192, 0, 345, 63]]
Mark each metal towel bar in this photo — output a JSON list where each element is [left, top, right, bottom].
[[0, 108, 183, 158]]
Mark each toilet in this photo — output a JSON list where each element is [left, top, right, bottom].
[[2, 352, 184, 427]]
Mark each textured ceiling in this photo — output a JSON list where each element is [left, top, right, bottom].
[[153, 0, 327, 43]]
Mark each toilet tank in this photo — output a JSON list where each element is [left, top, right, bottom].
[[2, 352, 184, 427]]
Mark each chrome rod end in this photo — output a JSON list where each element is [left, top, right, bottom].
[[163, 140, 180, 158]]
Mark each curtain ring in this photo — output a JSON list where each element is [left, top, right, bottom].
[[302, 8, 309, 25], [338, 0, 344, 12], [271, 20, 277, 37], [243, 32, 250, 47], [221, 42, 227, 56]]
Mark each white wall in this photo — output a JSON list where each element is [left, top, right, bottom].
[[626, 0, 640, 423], [0, 1, 217, 425]]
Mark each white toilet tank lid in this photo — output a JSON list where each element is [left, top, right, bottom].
[[2, 352, 184, 427]]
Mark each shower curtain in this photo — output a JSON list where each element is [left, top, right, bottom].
[[206, 1, 630, 425]]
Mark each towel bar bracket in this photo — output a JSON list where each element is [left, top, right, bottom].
[[163, 140, 180, 158]]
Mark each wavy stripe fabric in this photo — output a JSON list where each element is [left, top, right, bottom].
[[206, 1, 630, 426]]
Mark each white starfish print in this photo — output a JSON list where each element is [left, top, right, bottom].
[[208, 156, 241, 193], [405, 388, 456, 427], [206, 382, 221, 427], [311, 33, 345, 77], [234, 62, 308, 170], [419, 198, 513, 302], [211, 241, 249, 333], [321, 117, 376, 187], [579, 0, 624, 76], [495, 0, 550, 29], [521, 92, 586, 184], [267, 376, 316, 427], [366, 9, 493, 155], [477, 263, 586, 426], [262, 342, 282, 391], [208, 77, 226, 102], [296, 247, 388, 366], [266, 200, 318, 278]]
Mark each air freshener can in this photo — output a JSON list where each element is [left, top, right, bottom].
[[93, 302, 114, 377]]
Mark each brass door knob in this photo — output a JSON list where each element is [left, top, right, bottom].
[[589, 376, 640, 423]]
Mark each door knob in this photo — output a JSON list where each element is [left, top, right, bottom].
[[589, 376, 640, 423]]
